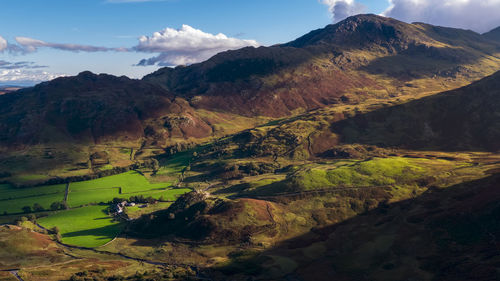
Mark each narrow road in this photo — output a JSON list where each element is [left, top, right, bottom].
[[10, 270, 24, 281]]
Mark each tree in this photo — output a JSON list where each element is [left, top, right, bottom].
[[50, 201, 68, 211], [33, 203, 44, 212], [22, 206, 32, 213], [51, 226, 60, 234], [152, 158, 160, 174]]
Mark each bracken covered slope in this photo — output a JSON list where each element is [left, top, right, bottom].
[[144, 14, 500, 116]]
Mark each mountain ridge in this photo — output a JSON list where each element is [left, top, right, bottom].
[[1, 14, 500, 180]]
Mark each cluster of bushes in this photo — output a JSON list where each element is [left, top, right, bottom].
[[21, 201, 68, 213], [110, 195, 157, 205]]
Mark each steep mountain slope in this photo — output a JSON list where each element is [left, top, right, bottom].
[[144, 14, 500, 117], [332, 70, 500, 151]]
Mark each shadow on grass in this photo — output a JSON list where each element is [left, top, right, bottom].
[[62, 223, 124, 240], [213, 174, 500, 281]]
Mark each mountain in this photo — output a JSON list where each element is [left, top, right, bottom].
[[483, 26, 500, 41], [0, 71, 215, 146], [1, 14, 500, 182], [144, 14, 500, 116]]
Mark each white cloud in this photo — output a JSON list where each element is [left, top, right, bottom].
[[0, 69, 65, 84], [134, 24, 260, 66], [320, 0, 366, 22], [384, 0, 500, 33], [0, 36, 7, 52], [15, 37, 128, 53]]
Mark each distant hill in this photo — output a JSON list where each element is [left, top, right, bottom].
[[0, 72, 212, 146], [483, 26, 500, 41], [0, 86, 23, 96]]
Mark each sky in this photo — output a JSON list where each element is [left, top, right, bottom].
[[1, 0, 499, 85]]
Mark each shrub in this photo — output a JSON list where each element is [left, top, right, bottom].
[[33, 203, 45, 212]]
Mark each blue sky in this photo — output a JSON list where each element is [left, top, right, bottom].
[[1, 0, 499, 84]]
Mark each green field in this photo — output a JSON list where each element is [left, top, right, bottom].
[[0, 184, 66, 214], [1, 170, 191, 247], [38, 205, 123, 248], [67, 170, 189, 207], [0, 184, 66, 200], [69, 171, 168, 193]]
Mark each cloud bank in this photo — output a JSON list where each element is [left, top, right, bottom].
[[320, 0, 366, 22], [0, 69, 65, 84], [0, 60, 62, 85], [134, 24, 260, 66], [384, 0, 500, 33]]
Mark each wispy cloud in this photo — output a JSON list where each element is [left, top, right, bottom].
[[3, 25, 260, 68], [134, 24, 259, 66], [15, 37, 128, 53], [0, 60, 47, 70]]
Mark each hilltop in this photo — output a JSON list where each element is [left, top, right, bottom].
[[145, 14, 500, 116]]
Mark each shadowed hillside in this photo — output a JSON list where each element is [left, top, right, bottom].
[[209, 173, 500, 281], [332, 70, 500, 152]]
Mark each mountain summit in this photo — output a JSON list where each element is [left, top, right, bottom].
[[144, 14, 500, 116]]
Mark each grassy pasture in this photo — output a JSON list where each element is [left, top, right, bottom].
[[38, 205, 123, 248], [66, 170, 189, 207], [1, 170, 191, 247], [68, 171, 190, 207], [244, 157, 457, 196], [69, 171, 168, 193], [0, 183, 66, 201], [0, 183, 66, 214]]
